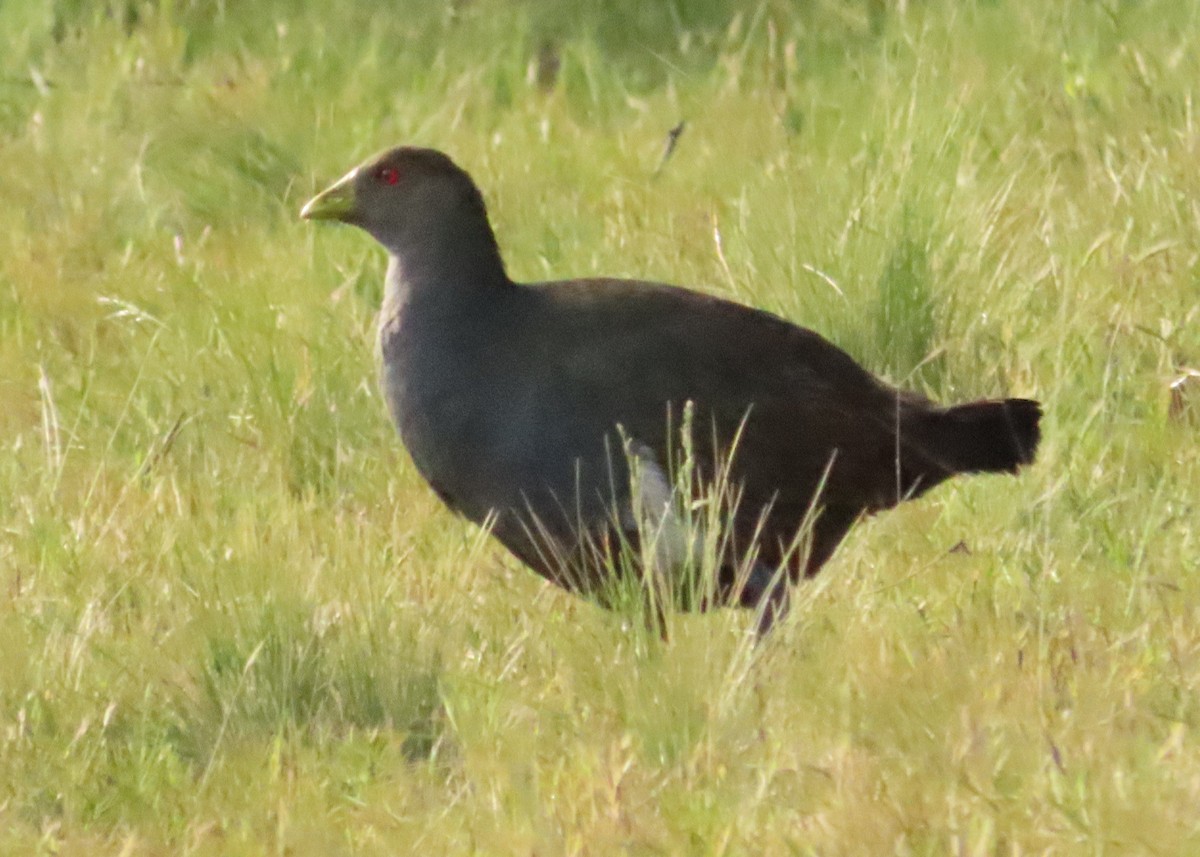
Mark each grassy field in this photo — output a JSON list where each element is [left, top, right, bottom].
[[2, 0, 1199, 853]]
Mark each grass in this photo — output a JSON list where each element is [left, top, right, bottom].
[[1, 0, 1199, 853]]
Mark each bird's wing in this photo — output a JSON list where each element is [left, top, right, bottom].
[[514, 279, 914, 506]]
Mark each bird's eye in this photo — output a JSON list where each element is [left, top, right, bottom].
[[376, 167, 401, 186]]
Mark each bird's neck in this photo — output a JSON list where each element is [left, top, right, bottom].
[[379, 217, 511, 323]]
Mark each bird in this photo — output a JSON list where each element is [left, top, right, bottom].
[[301, 146, 1041, 635]]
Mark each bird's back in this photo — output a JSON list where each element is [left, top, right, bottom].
[[509, 278, 923, 503]]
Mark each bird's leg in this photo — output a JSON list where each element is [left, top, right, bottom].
[[741, 561, 790, 639]]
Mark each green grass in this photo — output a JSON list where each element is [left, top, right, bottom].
[[2, 0, 1199, 853]]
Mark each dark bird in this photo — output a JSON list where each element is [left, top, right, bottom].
[[301, 147, 1041, 635]]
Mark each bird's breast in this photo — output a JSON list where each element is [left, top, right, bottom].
[[379, 319, 569, 523]]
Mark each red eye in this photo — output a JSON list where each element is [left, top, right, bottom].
[[377, 167, 401, 186]]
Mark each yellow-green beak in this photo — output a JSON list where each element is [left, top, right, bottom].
[[300, 169, 358, 221]]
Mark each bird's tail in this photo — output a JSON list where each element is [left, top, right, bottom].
[[923, 398, 1042, 475]]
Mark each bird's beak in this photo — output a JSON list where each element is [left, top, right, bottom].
[[300, 169, 358, 221]]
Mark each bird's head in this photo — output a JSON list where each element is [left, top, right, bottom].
[[301, 146, 497, 262]]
